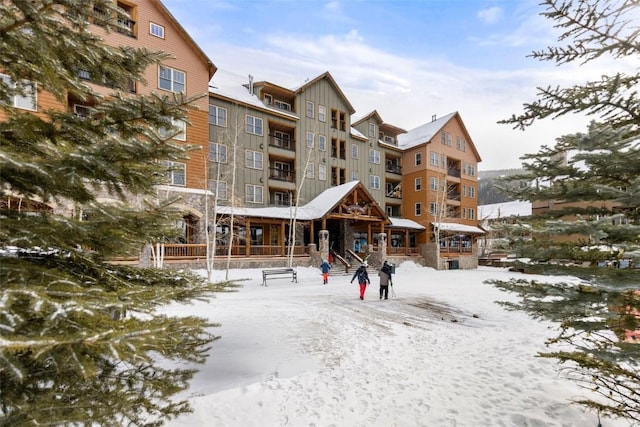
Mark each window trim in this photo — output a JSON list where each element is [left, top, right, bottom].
[[415, 177, 422, 191], [209, 142, 227, 163], [306, 100, 314, 118], [149, 22, 165, 38], [1, 74, 37, 111], [158, 65, 186, 93], [245, 184, 264, 204], [318, 105, 326, 122], [415, 152, 421, 166], [166, 161, 186, 186], [209, 105, 227, 127], [245, 114, 264, 136], [246, 149, 264, 170], [209, 179, 228, 200]]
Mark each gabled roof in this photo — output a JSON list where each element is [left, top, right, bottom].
[[294, 71, 355, 114], [209, 69, 298, 121], [397, 112, 457, 149], [155, 0, 216, 79], [352, 110, 407, 135], [398, 111, 481, 162], [352, 110, 383, 127]]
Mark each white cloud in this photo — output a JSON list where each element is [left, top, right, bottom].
[[477, 6, 503, 24]]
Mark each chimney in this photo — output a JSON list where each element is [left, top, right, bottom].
[[431, 114, 437, 122], [248, 74, 254, 95]]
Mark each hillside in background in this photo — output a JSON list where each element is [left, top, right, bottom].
[[478, 169, 525, 205]]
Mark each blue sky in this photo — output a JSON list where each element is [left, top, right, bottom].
[[161, 0, 613, 170]]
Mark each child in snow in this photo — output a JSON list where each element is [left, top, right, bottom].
[[350, 262, 370, 300], [378, 260, 393, 300], [320, 259, 331, 284]]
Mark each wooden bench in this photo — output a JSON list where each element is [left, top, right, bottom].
[[262, 268, 297, 287]]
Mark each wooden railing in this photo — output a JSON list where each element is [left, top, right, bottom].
[[160, 243, 308, 259], [387, 246, 421, 256]]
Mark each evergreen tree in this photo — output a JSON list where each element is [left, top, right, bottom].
[[0, 1, 230, 425], [491, 0, 640, 422]]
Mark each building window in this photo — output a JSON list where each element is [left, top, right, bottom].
[[457, 137, 466, 151], [166, 161, 186, 186], [369, 149, 381, 164], [369, 123, 376, 137], [1, 74, 37, 111], [306, 131, 314, 148], [246, 115, 263, 135], [246, 184, 263, 204], [246, 150, 263, 169], [415, 177, 422, 191], [159, 117, 186, 141], [306, 163, 314, 178], [318, 164, 327, 181], [369, 175, 380, 190], [468, 208, 475, 220], [430, 202, 438, 215], [208, 180, 227, 199], [415, 202, 422, 216], [150, 22, 165, 38], [430, 152, 439, 166], [468, 164, 476, 177], [448, 133, 453, 146], [462, 208, 467, 219], [209, 143, 227, 163], [158, 66, 185, 93], [352, 171, 358, 181], [430, 177, 438, 191], [274, 192, 290, 206], [469, 186, 476, 198], [415, 152, 421, 166], [318, 135, 327, 151], [351, 144, 358, 159], [318, 105, 326, 122], [209, 105, 227, 127], [306, 101, 314, 118]]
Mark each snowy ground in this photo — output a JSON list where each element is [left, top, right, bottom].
[[163, 263, 628, 427]]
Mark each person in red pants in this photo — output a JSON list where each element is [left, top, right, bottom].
[[350, 262, 370, 300]]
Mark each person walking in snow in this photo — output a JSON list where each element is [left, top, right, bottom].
[[350, 262, 370, 300], [378, 260, 393, 300], [320, 259, 331, 284]]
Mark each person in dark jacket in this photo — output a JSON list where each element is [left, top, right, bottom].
[[350, 262, 370, 300], [320, 259, 331, 284], [378, 260, 393, 300]]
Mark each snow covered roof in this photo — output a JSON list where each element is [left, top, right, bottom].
[[209, 69, 298, 120], [478, 201, 532, 220], [434, 222, 485, 234], [215, 181, 360, 221], [350, 127, 367, 140], [397, 112, 457, 149], [388, 217, 426, 230]]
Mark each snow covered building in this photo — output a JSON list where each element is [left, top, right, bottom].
[[2, 0, 484, 270]]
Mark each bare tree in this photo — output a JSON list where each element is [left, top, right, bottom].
[[287, 146, 315, 267]]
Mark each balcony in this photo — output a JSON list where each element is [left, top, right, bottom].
[[269, 167, 295, 182], [447, 168, 461, 178], [385, 163, 402, 174], [268, 135, 295, 151]]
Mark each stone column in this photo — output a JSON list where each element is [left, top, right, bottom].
[[377, 232, 388, 262], [319, 229, 329, 262]]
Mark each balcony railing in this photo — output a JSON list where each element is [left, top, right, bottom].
[[447, 168, 461, 178], [448, 192, 461, 201], [385, 164, 402, 174], [268, 135, 295, 151], [159, 243, 308, 258], [388, 246, 421, 256], [269, 167, 295, 182]]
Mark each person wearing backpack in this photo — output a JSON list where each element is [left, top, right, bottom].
[[320, 259, 331, 285], [350, 262, 370, 300], [379, 260, 393, 300]]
